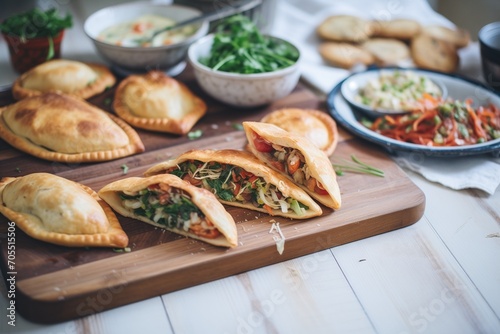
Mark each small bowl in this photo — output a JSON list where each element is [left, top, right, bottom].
[[84, 2, 209, 72], [187, 34, 301, 107], [479, 22, 500, 93], [341, 68, 447, 118]]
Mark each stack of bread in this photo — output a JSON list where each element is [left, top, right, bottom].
[[317, 15, 470, 72]]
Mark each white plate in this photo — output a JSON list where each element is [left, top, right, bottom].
[[340, 67, 448, 118], [327, 69, 500, 157]]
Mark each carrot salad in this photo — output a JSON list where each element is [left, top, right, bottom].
[[362, 94, 500, 146]]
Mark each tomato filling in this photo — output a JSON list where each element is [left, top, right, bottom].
[[252, 131, 329, 196]]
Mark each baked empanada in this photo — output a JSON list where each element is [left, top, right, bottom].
[[0, 173, 129, 248], [99, 174, 238, 248], [0, 92, 145, 162], [260, 108, 339, 156], [243, 121, 341, 210], [144, 149, 322, 219], [12, 59, 116, 100], [113, 71, 207, 134]]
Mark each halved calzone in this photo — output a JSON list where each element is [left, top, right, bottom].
[[260, 108, 339, 156], [0, 92, 145, 162], [144, 149, 322, 219], [113, 71, 207, 134], [99, 174, 238, 248], [12, 59, 116, 100], [243, 121, 341, 210], [0, 173, 129, 248]]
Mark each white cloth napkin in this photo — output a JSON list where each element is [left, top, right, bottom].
[[271, 0, 500, 195]]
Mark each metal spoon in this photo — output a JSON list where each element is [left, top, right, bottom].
[[136, 0, 262, 46]]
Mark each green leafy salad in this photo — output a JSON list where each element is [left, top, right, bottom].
[[199, 15, 299, 74]]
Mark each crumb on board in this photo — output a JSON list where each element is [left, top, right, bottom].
[[269, 222, 285, 255]]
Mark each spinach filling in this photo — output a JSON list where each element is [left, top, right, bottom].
[[167, 160, 309, 216], [120, 186, 202, 230]]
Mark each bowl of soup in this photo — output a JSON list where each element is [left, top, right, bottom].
[[84, 2, 209, 72]]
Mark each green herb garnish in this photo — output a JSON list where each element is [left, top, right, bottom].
[[0, 8, 72, 40], [113, 247, 131, 253], [0, 8, 72, 60], [332, 155, 385, 177], [46, 35, 54, 60], [188, 129, 203, 140], [232, 123, 244, 131], [199, 15, 299, 74], [121, 164, 129, 175]]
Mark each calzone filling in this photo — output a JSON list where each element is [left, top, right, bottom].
[[250, 131, 329, 196], [165, 160, 310, 216], [120, 183, 220, 239]]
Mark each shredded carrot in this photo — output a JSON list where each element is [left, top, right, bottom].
[[231, 170, 239, 182], [263, 204, 274, 215], [368, 97, 500, 146], [412, 109, 437, 132], [421, 93, 441, 109], [466, 103, 487, 140], [232, 182, 241, 196]]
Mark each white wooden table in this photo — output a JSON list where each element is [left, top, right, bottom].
[[1, 1, 499, 333]]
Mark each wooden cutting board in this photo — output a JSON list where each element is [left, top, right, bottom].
[[0, 73, 425, 324]]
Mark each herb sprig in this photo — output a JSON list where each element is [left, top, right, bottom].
[[332, 155, 385, 177], [188, 129, 203, 140], [199, 15, 299, 74], [1, 8, 72, 61], [0, 8, 72, 41]]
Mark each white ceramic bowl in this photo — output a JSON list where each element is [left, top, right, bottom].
[[341, 68, 447, 118], [187, 34, 301, 107], [84, 2, 209, 71]]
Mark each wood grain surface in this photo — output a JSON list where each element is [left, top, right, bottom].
[[0, 72, 425, 324]]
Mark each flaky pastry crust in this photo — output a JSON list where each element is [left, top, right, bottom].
[[260, 108, 339, 156], [0, 173, 128, 248], [0, 93, 145, 162], [99, 174, 238, 248], [12, 59, 116, 100], [243, 121, 341, 210], [113, 71, 206, 134], [144, 149, 322, 219]]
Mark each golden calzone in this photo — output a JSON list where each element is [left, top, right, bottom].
[[99, 174, 238, 248], [144, 149, 322, 219], [260, 108, 339, 156], [243, 121, 341, 210], [12, 59, 116, 100], [0, 92, 145, 162], [0, 173, 129, 248], [113, 71, 207, 134]]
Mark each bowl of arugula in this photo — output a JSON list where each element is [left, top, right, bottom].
[[187, 15, 301, 107], [0, 8, 72, 73]]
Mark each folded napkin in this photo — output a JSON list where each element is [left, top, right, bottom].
[[271, 0, 500, 195]]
